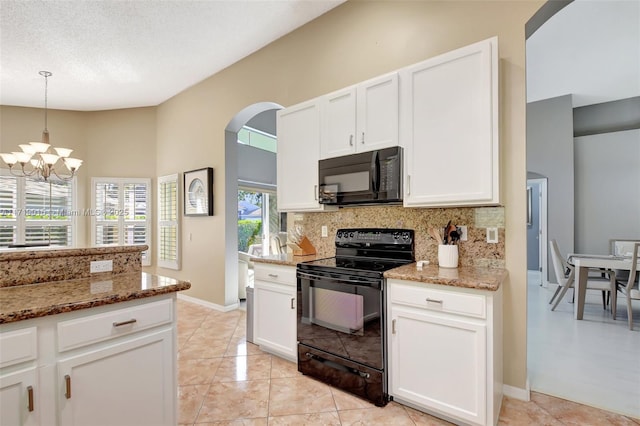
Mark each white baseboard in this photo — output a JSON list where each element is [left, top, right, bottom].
[[503, 379, 530, 401], [177, 293, 239, 312]]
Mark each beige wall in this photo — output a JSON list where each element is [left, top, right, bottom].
[[155, 0, 543, 390]]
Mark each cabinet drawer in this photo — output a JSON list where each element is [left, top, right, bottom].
[[0, 327, 37, 368], [57, 299, 173, 352], [390, 283, 486, 319], [254, 264, 296, 286]]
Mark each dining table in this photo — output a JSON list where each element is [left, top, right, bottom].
[[568, 254, 639, 320]]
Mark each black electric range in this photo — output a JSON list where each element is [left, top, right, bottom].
[[296, 228, 415, 406]]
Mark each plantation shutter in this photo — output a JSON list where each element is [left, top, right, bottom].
[[158, 174, 180, 270]]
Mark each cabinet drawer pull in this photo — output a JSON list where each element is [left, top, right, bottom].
[[27, 385, 34, 412], [407, 175, 411, 196], [314, 185, 318, 201], [290, 297, 295, 309], [426, 298, 443, 304], [349, 134, 354, 146], [268, 274, 278, 278], [64, 375, 71, 399], [361, 132, 365, 144], [392, 319, 396, 334], [113, 319, 137, 327]]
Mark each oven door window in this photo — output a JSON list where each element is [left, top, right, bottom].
[[311, 286, 364, 335], [299, 278, 381, 338]]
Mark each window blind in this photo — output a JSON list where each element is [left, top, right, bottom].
[[158, 174, 180, 270], [92, 178, 151, 265]]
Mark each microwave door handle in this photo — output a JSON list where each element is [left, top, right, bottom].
[[371, 151, 380, 193]]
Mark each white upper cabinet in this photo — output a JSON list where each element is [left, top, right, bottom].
[[277, 99, 325, 212], [401, 37, 499, 207], [320, 72, 399, 159]]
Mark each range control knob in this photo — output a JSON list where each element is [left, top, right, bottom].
[[402, 232, 411, 241]]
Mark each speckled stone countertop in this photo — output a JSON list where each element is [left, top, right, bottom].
[[252, 253, 327, 267], [384, 263, 507, 291], [255, 254, 506, 291], [0, 245, 144, 261], [0, 272, 191, 324]]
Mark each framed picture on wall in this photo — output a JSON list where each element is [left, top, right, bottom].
[[184, 167, 214, 216]]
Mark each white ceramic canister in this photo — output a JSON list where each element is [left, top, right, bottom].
[[438, 244, 459, 268]]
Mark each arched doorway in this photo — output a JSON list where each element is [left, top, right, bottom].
[[224, 102, 283, 307]]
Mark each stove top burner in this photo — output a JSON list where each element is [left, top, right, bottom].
[[301, 256, 409, 273]]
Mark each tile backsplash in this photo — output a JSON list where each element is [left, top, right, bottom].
[[293, 206, 505, 268]]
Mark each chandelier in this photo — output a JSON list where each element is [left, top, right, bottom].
[[0, 71, 82, 181]]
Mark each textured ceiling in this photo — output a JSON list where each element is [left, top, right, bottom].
[[527, 0, 640, 107], [0, 0, 344, 111]]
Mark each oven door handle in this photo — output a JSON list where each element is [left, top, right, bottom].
[[296, 271, 380, 286]]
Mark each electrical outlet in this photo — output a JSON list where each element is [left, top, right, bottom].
[[458, 226, 468, 241], [90, 260, 113, 273], [321, 225, 328, 238], [486, 227, 498, 244]]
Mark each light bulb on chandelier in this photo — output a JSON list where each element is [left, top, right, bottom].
[[0, 71, 82, 181]]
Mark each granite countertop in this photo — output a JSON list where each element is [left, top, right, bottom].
[[252, 253, 327, 267], [0, 272, 191, 324], [0, 245, 146, 261], [384, 263, 507, 291], [255, 254, 506, 291]]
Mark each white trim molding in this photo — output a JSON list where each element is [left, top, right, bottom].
[[177, 293, 239, 312], [503, 379, 531, 401]]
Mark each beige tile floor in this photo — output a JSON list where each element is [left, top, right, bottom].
[[177, 299, 640, 425]]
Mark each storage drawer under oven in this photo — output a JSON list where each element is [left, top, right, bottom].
[[298, 344, 387, 407]]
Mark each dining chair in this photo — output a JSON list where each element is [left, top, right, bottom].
[[609, 239, 640, 284], [614, 242, 640, 330], [549, 240, 617, 312]]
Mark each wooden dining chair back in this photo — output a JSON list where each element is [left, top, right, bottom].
[[548, 239, 616, 313], [549, 240, 574, 310], [610, 239, 640, 284], [618, 242, 640, 330]]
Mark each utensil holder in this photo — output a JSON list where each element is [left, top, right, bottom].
[[293, 236, 317, 256], [438, 244, 459, 268]]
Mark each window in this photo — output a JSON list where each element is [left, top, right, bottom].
[[0, 173, 76, 248], [237, 126, 277, 153], [158, 174, 180, 270], [91, 177, 151, 266]]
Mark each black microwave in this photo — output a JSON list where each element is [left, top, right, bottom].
[[318, 146, 403, 206]]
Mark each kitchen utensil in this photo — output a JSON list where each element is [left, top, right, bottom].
[[428, 227, 443, 244]]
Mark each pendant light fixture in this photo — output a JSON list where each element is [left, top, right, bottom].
[[0, 71, 82, 181]]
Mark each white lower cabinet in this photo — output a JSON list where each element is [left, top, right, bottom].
[[387, 279, 502, 426], [253, 263, 297, 362], [0, 367, 40, 426], [0, 294, 177, 426], [58, 329, 174, 426]]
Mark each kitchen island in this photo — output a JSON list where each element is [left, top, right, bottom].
[[0, 245, 189, 426]]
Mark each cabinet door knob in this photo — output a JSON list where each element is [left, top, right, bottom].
[[27, 385, 34, 412], [64, 375, 71, 399], [349, 134, 354, 146], [290, 298, 295, 309]]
